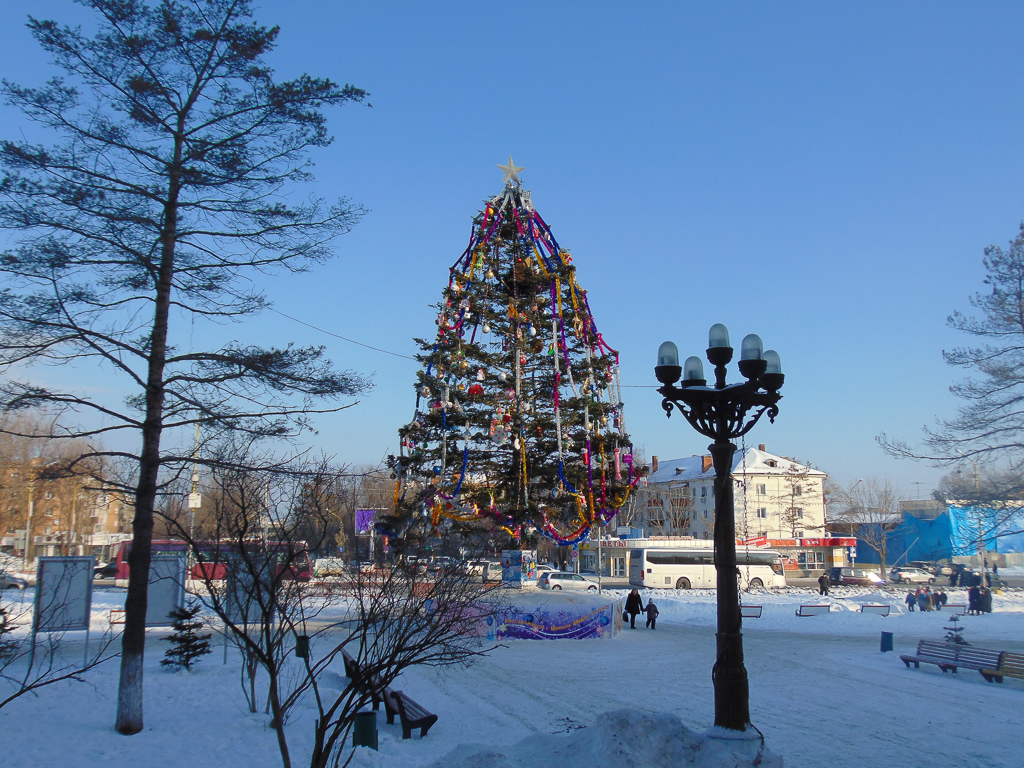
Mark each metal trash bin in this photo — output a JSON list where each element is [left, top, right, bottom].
[[880, 631, 894, 653], [352, 710, 378, 750]]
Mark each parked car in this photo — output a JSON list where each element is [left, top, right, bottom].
[[93, 561, 118, 579], [535, 564, 558, 577], [839, 567, 886, 586], [889, 566, 935, 584], [0, 570, 28, 590], [428, 557, 458, 573], [466, 561, 502, 581], [538, 572, 598, 591], [828, 566, 844, 586], [907, 560, 950, 576], [312, 558, 347, 577]]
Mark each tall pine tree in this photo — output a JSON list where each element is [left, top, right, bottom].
[[389, 160, 638, 550]]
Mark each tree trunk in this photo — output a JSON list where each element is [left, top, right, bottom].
[[114, 147, 182, 735], [267, 670, 292, 768]]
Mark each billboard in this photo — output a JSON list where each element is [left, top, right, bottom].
[[34, 556, 94, 633], [355, 509, 376, 533], [145, 555, 186, 627]]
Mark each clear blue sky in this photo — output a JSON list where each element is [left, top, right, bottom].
[[3, 1, 1024, 498]]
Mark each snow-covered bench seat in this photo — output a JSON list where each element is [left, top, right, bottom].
[[982, 652, 1024, 683], [944, 604, 966, 616], [860, 604, 890, 616], [900, 640, 1003, 675], [384, 688, 438, 739], [794, 604, 830, 617], [740, 605, 762, 619]]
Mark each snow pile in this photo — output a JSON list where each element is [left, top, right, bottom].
[[421, 710, 782, 768]]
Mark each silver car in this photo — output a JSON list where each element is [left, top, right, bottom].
[[0, 570, 28, 590], [538, 572, 598, 591], [889, 566, 935, 584]]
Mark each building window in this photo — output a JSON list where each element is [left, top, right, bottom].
[[794, 484, 802, 496], [8, 489, 16, 499], [11, 472, 19, 480], [756, 484, 766, 495], [757, 507, 767, 519], [45, 506, 54, 515], [703, 510, 708, 519], [796, 530, 804, 538], [701, 487, 707, 498], [794, 508, 804, 519], [45, 490, 54, 499]]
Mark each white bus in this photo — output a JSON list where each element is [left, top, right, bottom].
[[629, 547, 787, 590]]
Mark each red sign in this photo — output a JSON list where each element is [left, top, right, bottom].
[[740, 535, 769, 548]]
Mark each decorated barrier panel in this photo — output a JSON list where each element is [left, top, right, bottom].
[[480, 591, 622, 640]]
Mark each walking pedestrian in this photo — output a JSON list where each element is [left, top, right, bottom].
[[625, 588, 644, 629], [644, 599, 660, 629], [905, 591, 916, 612], [817, 572, 830, 596]]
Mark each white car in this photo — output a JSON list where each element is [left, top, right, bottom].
[[538, 572, 598, 591], [889, 567, 935, 584], [466, 561, 503, 581]]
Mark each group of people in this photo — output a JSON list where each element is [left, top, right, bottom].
[[904, 586, 947, 612], [624, 588, 659, 629], [967, 585, 994, 615]]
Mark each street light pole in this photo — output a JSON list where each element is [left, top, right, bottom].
[[655, 324, 784, 732]]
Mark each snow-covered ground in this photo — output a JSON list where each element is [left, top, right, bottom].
[[2, 584, 1023, 768]]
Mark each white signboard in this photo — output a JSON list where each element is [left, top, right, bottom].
[[146, 555, 186, 627], [34, 556, 94, 633]]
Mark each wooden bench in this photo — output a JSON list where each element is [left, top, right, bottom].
[[109, 608, 126, 625], [981, 652, 1024, 683], [342, 649, 387, 711], [384, 688, 438, 739], [795, 604, 830, 617], [900, 640, 1003, 675], [945, 604, 966, 616], [740, 605, 762, 619], [860, 604, 891, 616], [343, 650, 438, 739]]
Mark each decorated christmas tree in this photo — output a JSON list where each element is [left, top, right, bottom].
[[388, 159, 639, 551]]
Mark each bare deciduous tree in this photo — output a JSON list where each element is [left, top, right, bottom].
[[160, 444, 497, 768], [828, 477, 904, 577]]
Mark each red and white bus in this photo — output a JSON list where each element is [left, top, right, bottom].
[[113, 539, 313, 587]]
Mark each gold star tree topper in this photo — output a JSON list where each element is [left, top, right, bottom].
[[497, 156, 524, 184]]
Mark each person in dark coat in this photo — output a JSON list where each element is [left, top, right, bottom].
[[949, 570, 958, 587], [817, 573, 830, 596], [905, 591, 916, 612], [644, 600, 660, 629], [625, 588, 644, 629], [968, 585, 980, 615], [980, 587, 993, 614]]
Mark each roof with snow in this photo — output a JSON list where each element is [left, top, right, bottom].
[[647, 448, 826, 486]]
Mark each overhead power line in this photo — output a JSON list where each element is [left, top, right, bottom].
[[269, 307, 660, 387]]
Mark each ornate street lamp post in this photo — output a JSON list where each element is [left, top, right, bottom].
[[655, 323, 784, 732]]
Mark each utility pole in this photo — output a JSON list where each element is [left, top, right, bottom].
[[23, 475, 36, 569]]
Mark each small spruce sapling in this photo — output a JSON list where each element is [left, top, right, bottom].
[[161, 605, 212, 670], [943, 614, 969, 646]]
